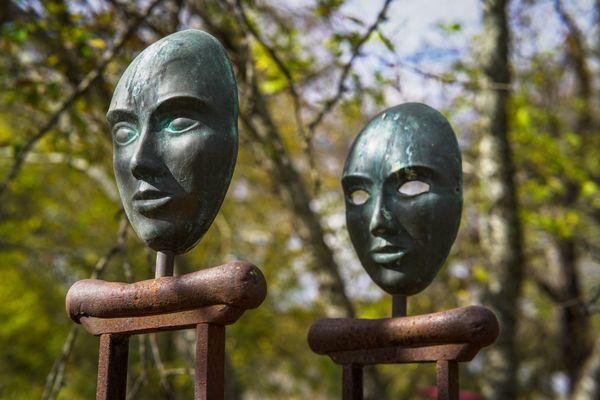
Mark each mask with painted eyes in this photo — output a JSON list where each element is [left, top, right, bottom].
[[108, 29, 238, 254], [342, 103, 462, 296]]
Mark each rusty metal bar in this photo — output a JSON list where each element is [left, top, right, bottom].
[[308, 306, 499, 355], [195, 324, 225, 400], [80, 305, 243, 336], [436, 360, 458, 400], [96, 334, 129, 400], [67, 262, 267, 400], [330, 343, 479, 365], [67, 262, 266, 322], [342, 364, 363, 400]]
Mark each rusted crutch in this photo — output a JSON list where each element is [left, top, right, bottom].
[[67, 260, 266, 400], [308, 104, 500, 399], [308, 306, 499, 400]]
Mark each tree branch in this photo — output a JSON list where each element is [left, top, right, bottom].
[[149, 333, 176, 398], [306, 0, 394, 134], [0, 0, 166, 200], [395, 59, 513, 91], [41, 218, 128, 400], [0, 150, 119, 201], [126, 336, 149, 400], [232, 0, 304, 132], [553, 0, 592, 129]]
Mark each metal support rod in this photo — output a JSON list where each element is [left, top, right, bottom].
[[392, 295, 407, 317], [436, 360, 458, 400], [96, 334, 129, 400], [342, 364, 363, 400], [195, 324, 225, 400], [155, 251, 175, 278]]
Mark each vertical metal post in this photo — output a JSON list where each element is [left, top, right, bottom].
[[195, 324, 225, 400], [342, 364, 363, 400], [392, 295, 407, 317], [96, 334, 129, 400], [436, 360, 458, 400], [155, 251, 175, 278]]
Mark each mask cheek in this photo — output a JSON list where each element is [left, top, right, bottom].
[[346, 208, 372, 254], [394, 197, 437, 242]]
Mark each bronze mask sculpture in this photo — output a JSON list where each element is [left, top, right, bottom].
[[308, 103, 498, 400], [66, 30, 266, 400], [108, 29, 238, 255], [342, 102, 462, 297]]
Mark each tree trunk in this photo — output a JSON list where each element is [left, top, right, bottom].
[[477, 1, 525, 399], [188, 1, 388, 398], [571, 337, 600, 400], [552, 1, 593, 389]]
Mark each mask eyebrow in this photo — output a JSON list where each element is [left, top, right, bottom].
[[150, 95, 213, 120], [341, 173, 374, 189], [106, 109, 137, 126], [385, 165, 433, 183]]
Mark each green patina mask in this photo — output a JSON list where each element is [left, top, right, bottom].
[[108, 30, 238, 254], [342, 103, 462, 296]]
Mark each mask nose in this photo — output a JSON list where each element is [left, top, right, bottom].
[[130, 129, 160, 180], [369, 194, 396, 237]]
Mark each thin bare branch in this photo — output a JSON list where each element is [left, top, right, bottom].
[[0, 150, 119, 201], [395, 59, 512, 91], [41, 326, 80, 400], [0, 0, 166, 200], [232, 0, 303, 127], [306, 0, 395, 134], [126, 336, 149, 400], [41, 218, 128, 400], [149, 333, 176, 398], [229, 0, 328, 191]]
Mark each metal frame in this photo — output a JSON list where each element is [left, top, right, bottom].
[[308, 306, 499, 400], [66, 261, 267, 400]]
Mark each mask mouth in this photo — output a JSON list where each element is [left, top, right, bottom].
[[131, 183, 177, 216], [369, 244, 406, 265], [132, 188, 171, 201], [132, 195, 174, 216]]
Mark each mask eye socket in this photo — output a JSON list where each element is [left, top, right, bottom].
[[398, 180, 430, 197], [349, 189, 370, 205], [165, 117, 199, 134], [113, 124, 138, 146]]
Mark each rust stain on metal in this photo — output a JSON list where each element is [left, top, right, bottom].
[[67, 261, 266, 322], [308, 306, 499, 355], [80, 304, 244, 336], [66, 261, 267, 400], [307, 306, 499, 400], [329, 343, 479, 365], [195, 324, 225, 400], [96, 334, 129, 400]]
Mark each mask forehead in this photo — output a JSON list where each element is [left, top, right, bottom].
[[109, 30, 236, 120], [344, 104, 461, 185]]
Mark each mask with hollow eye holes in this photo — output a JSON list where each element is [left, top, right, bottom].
[[342, 103, 462, 296]]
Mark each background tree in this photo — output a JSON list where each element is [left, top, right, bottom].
[[0, 0, 598, 399]]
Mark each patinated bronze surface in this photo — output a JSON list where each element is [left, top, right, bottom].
[[342, 102, 462, 296], [108, 29, 238, 255], [307, 103, 495, 400], [66, 30, 263, 400]]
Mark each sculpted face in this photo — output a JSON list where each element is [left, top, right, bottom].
[[108, 30, 238, 254], [342, 103, 462, 296]]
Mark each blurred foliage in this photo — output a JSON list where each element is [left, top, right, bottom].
[[0, 0, 598, 399]]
